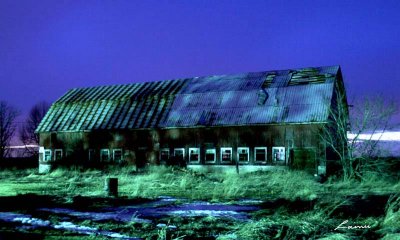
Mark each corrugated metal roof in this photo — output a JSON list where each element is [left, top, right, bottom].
[[36, 66, 341, 132], [180, 73, 267, 93]]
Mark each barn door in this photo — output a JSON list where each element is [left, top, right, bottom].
[[291, 148, 317, 174]]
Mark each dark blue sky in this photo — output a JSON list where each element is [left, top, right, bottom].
[[1, 0, 400, 121]]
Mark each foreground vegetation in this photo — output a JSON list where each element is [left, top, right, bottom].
[[1, 165, 399, 200], [0, 166, 399, 239]]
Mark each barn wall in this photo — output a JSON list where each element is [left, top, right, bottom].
[[161, 124, 325, 169], [38, 123, 326, 172]]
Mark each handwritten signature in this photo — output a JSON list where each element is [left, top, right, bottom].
[[335, 220, 371, 230]]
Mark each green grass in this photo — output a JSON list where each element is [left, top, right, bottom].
[[0, 165, 399, 201], [119, 166, 322, 201], [0, 166, 323, 201], [382, 194, 400, 231]]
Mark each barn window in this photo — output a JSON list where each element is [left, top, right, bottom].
[[54, 149, 63, 161], [189, 148, 200, 162], [100, 149, 110, 161], [160, 148, 170, 162], [44, 150, 52, 162], [272, 147, 285, 162], [205, 149, 216, 162], [88, 149, 95, 161], [237, 147, 249, 162], [174, 148, 185, 162], [254, 147, 267, 162], [113, 149, 123, 162], [221, 147, 232, 163]]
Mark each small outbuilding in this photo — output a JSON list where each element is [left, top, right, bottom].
[[36, 66, 348, 174]]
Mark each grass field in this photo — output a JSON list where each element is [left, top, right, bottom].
[[0, 165, 399, 239]]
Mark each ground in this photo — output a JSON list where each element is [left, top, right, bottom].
[[0, 166, 399, 239]]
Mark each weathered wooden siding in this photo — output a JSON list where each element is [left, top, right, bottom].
[[39, 123, 326, 172]]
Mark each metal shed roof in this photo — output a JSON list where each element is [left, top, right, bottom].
[[36, 66, 341, 133]]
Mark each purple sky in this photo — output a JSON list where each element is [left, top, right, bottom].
[[1, 0, 400, 124]]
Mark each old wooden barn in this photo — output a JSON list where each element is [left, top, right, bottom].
[[36, 66, 348, 174]]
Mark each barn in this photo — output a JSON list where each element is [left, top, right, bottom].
[[36, 66, 348, 174]]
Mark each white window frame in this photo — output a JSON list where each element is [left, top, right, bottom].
[[113, 149, 123, 162], [54, 149, 63, 161], [220, 147, 233, 163], [254, 147, 267, 162], [174, 148, 185, 159], [205, 148, 216, 163], [189, 147, 200, 163], [44, 149, 52, 162], [160, 148, 170, 162], [100, 149, 110, 162], [272, 147, 286, 162], [237, 147, 250, 162]]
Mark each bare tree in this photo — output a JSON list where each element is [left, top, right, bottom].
[[321, 84, 351, 179], [348, 95, 397, 175], [19, 101, 50, 156], [0, 101, 19, 160], [321, 86, 398, 180]]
